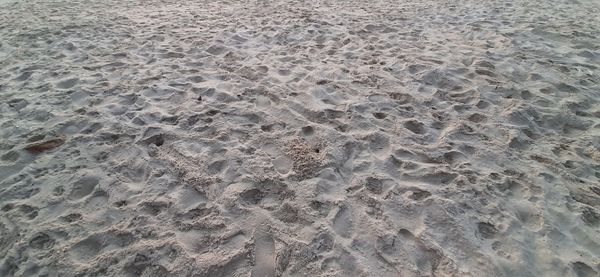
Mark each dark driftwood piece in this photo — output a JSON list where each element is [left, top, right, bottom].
[[24, 136, 66, 153]]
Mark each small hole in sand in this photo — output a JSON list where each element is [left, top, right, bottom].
[[153, 135, 164, 147], [314, 149, 320, 153], [261, 125, 273, 132], [114, 200, 127, 207], [374, 112, 387, 119], [301, 126, 314, 136]]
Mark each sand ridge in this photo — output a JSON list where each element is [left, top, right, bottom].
[[1, 0, 600, 276]]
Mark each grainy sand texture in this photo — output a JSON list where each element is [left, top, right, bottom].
[[1, 0, 600, 276]]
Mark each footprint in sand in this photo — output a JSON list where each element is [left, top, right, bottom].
[[68, 176, 99, 200], [251, 230, 276, 277]]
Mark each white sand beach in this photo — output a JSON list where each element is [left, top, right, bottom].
[[1, 0, 599, 276]]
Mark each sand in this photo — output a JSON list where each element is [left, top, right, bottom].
[[1, 0, 600, 276]]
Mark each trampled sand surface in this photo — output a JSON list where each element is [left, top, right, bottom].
[[1, 0, 600, 276]]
